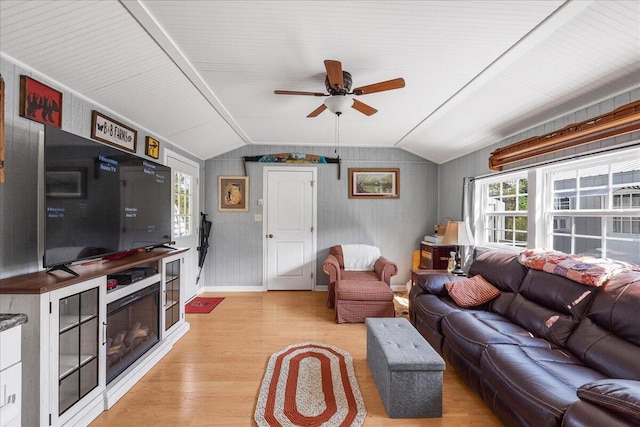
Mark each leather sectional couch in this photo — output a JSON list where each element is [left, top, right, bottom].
[[409, 250, 640, 426]]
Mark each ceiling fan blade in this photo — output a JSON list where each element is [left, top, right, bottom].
[[351, 99, 377, 116], [307, 104, 327, 118], [352, 78, 405, 95], [274, 90, 326, 96], [324, 60, 344, 90]]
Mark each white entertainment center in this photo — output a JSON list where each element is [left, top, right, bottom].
[[0, 248, 189, 427]]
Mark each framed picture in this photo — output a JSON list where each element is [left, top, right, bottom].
[[46, 168, 86, 198], [19, 75, 63, 128], [91, 110, 137, 153], [218, 176, 249, 212], [348, 168, 400, 199], [145, 136, 160, 159]]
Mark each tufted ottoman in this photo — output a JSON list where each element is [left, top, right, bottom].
[[335, 280, 394, 323], [366, 317, 445, 418]]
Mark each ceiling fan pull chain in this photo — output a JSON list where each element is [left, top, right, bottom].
[[335, 113, 340, 155]]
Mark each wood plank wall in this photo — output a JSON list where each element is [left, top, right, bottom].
[[204, 145, 439, 290]]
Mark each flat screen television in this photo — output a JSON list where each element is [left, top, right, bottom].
[[44, 125, 172, 275]]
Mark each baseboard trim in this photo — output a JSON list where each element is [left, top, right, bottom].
[[201, 285, 330, 292]]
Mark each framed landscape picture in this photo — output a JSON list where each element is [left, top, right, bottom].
[[218, 176, 249, 212], [348, 168, 399, 199], [19, 75, 62, 127]]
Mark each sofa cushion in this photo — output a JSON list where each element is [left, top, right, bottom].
[[584, 271, 640, 346], [576, 379, 640, 423], [519, 269, 596, 318], [566, 271, 640, 380], [445, 275, 500, 307], [481, 344, 607, 427], [563, 399, 638, 427], [506, 293, 579, 347], [503, 269, 595, 347], [340, 270, 379, 282], [441, 311, 552, 365], [410, 293, 462, 354], [410, 293, 461, 332], [468, 251, 528, 293], [336, 280, 393, 302], [418, 273, 464, 297], [567, 318, 640, 380], [488, 292, 517, 317]]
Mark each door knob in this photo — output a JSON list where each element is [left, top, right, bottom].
[[267, 234, 274, 238]]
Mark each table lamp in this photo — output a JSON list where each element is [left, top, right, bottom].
[[442, 221, 475, 275]]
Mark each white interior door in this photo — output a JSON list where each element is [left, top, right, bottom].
[[264, 167, 317, 290], [165, 151, 199, 301]]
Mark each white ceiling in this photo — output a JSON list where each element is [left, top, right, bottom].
[[1, 0, 639, 163]]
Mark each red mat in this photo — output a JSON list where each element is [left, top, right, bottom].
[[185, 297, 224, 314]]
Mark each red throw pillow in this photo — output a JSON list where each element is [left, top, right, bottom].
[[445, 275, 501, 307]]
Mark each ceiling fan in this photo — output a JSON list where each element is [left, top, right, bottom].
[[274, 60, 405, 118]]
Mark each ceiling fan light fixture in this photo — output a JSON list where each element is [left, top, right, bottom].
[[324, 96, 353, 115]]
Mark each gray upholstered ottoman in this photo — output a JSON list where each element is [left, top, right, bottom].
[[366, 317, 445, 418]]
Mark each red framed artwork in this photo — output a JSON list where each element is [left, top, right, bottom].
[[19, 75, 62, 127]]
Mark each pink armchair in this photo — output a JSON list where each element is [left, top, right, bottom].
[[322, 245, 398, 308]]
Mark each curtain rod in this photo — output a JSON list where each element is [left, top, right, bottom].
[[469, 140, 640, 182]]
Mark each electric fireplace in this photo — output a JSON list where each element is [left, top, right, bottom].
[[106, 283, 160, 384]]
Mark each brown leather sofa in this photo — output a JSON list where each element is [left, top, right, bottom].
[[409, 250, 640, 426], [322, 245, 398, 308]]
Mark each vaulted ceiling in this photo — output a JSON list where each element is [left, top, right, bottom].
[[1, 1, 639, 163]]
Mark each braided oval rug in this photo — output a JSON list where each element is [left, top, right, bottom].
[[254, 342, 366, 427]]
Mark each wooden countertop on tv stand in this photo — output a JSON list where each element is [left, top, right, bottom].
[[0, 247, 188, 294]]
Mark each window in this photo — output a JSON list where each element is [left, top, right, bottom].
[[612, 190, 640, 234], [173, 170, 193, 237], [476, 173, 528, 248], [544, 151, 640, 264]]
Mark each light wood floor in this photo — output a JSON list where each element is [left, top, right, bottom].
[[90, 291, 502, 426]]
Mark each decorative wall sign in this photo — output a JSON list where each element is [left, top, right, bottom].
[[19, 75, 62, 128], [0, 75, 5, 183], [243, 153, 342, 178], [91, 110, 137, 153], [218, 176, 249, 212], [348, 168, 400, 199], [145, 136, 160, 159]]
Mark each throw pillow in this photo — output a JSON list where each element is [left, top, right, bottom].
[[445, 275, 501, 307]]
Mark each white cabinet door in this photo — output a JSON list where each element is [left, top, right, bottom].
[[0, 361, 21, 427], [49, 277, 106, 427], [162, 252, 185, 338]]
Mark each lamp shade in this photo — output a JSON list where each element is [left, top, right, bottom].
[[442, 221, 475, 246], [324, 96, 353, 115]]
